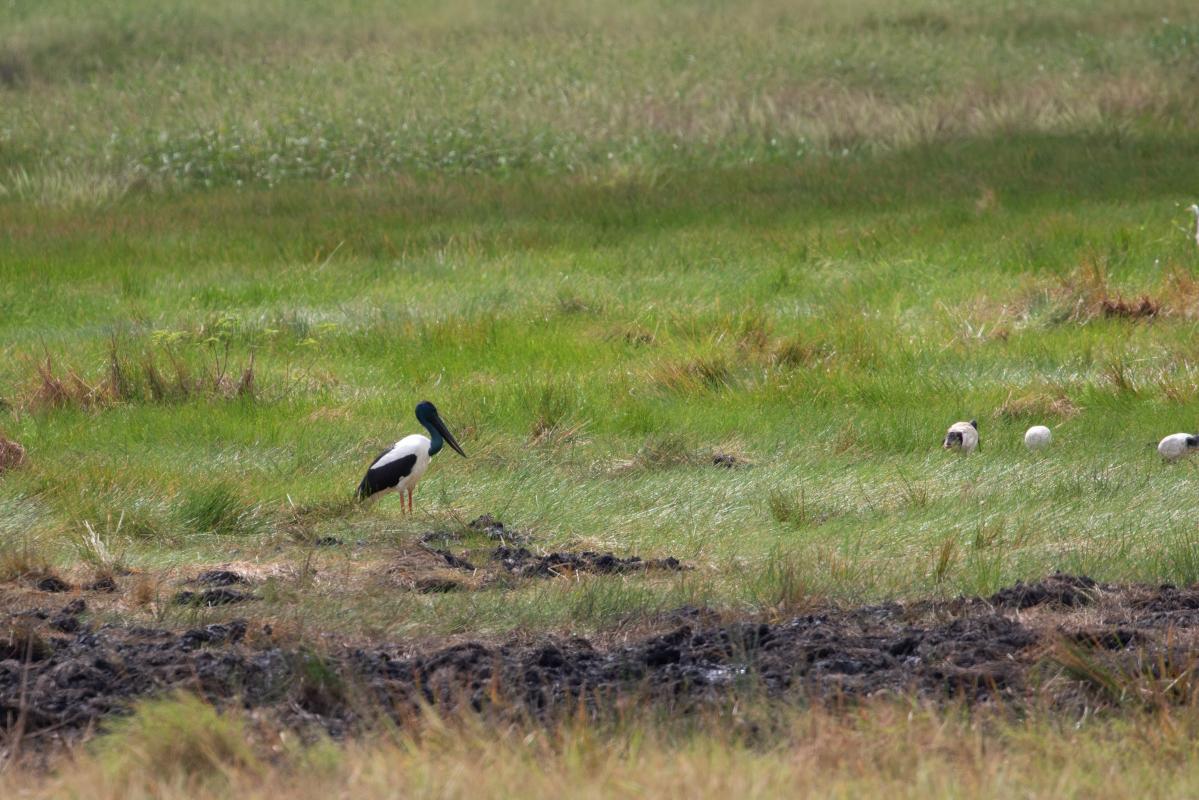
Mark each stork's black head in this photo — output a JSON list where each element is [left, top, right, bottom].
[[1188, 435, 1199, 450], [415, 401, 466, 457]]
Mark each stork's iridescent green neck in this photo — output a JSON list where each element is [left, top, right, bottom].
[[415, 403, 444, 454]]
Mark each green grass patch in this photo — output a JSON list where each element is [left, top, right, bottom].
[[2, 0, 1199, 631]]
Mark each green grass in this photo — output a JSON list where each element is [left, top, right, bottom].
[[6, 137, 1199, 634], [9, 0, 1199, 794], [3, 0, 1199, 199], [4, 0, 1199, 636]]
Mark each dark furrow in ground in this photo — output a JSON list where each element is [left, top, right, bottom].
[[4, 574, 1199, 748]]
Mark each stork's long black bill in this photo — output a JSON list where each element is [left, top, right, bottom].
[[434, 414, 466, 457]]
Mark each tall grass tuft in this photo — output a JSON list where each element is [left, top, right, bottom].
[[652, 354, 737, 394], [23, 341, 260, 412], [76, 514, 129, 577], [90, 693, 261, 793], [768, 487, 837, 529], [178, 482, 259, 535]]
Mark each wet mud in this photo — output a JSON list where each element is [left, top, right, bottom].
[[8, 574, 1199, 747]]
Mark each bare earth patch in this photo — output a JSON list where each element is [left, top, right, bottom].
[[8, 573, 1199, 753]]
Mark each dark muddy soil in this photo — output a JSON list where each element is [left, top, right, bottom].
[[467, 514, 532, 544], [8, 574, 1199, 747], [33, 576, 69, 594], [172, 588, 259, 607], [490, 547, 686, 577], [421, 515, 534, 548], [412, 514, 687, 581], [988, 573, 1099, 609], [195, 570, 249, 587], [429, 548, 477, 572], [85, 577, 117, 593]]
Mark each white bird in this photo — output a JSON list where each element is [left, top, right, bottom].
[[1024, 425, 1052, 450], [356, 401, 466, 511], [1158, 432, 1199, 462], [1190, 204, 1199, 249], [943, 420, 979, 453]]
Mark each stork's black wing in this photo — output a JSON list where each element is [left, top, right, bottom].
[[356, 451, 417, 499]]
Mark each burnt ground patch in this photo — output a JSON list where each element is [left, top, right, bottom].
[[33, 576, 70, 594], [490, 546, 685, 577], [419, 514, 534, 549], [195, 569, 249, 587], [400, 514, 688, 585], [988, 572, 1099, 609], [8, 575, 1199, 749], [172, 588, 259, 607]]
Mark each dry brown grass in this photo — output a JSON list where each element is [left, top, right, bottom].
[[528, 418, 591, 449], [1155, 364, 1199, 405], [628, 70, 1199, 158], [0, 433, 25, 473], [128, 574, 162, 609], [21, 342, 259, 413], [1160, 264, 1199, 318], [995, 388, 1082, 421], [381, 546, 484, 594], [608, 433, 705, 474], [612, 325, 656, 347], [1051, 258, 1199, 324], [650, 354, 737, 394], [8, 695, 1199, 799], [0, 541, 53, 584], [829, 422, 866, 454], [1099, 295, 1160, 320], [770, 335, 834, 370]]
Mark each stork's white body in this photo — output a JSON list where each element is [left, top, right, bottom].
[[1190, 205, 1199, 249], [944, 421, 979, 453], [1158, 433, 1197, 461], [1024, 425, 1052, 450], [368, 434, 431, 498]]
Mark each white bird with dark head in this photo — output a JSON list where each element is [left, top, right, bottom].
[[1158, 432, 1199, 462], [357, 401, 466, 511], [943, 420, 978, 453], [1190, 204, 1199, 249]]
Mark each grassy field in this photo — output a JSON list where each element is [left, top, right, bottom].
[[5, 0, 1199, 794]]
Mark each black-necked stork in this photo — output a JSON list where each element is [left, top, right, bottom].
[[942, 420, 979, 453], [356, 401, 466, 511], [1158, 432, 1199, 461]]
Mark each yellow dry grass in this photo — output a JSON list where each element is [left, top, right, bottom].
[[6, 698, 1199, 799]]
